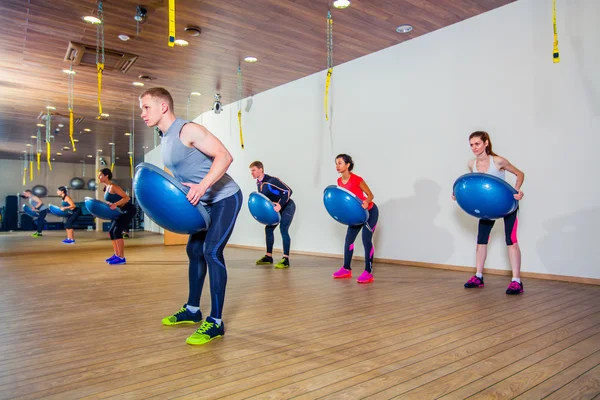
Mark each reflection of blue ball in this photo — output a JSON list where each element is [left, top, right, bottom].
[[133, 162, 211, 234], [32, 185, 47, 197], [87, 179, 97, 190], [453, 173, 518, 220], [248, 192, 280, 226], [323, 185, 369, 226], [70, 177, 85, 190]]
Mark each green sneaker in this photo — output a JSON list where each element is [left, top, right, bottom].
[[274, 258, 290, 269], [32, 232, 42, 237], [256, 255, 273, 265], [186, 317, 224, 345], [161, 305, 203, 326]]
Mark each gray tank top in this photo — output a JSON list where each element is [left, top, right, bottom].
[[474, 156, 505, 180], [29, 198, 48, 211], [161, 118, 240, 204]]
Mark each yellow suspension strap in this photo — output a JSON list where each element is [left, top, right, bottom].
[[45, 109, 52, 171], [552, 0, 560, 63], [29, 143, 34, 181], [96, 0, 105, 118], [168, 0, 175, 47], [36, 126, 42, 172], [22, 156, 27, 186], [324, 11, 333, 121], [110, 142, 115, 172], [237, 65, 244, 149], [67, 64, 76, 151]]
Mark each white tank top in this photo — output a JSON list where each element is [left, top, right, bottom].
[[473, 156, 505, 180]]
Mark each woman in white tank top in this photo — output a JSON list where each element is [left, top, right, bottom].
[[455, 131, 526, 295]]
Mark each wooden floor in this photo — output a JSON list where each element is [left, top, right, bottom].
[[1, 231, 599, 399]]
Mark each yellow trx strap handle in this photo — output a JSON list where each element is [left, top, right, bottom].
[[97, 63, 104, 118], [129, 156, 134, 178], [324, 68, 332, 121], [46, 142, 52, 171], [37, 153, 41, 171], [168, 0, 175, 47], [69, 108, 76, 151], [111, 162, 115, 172], [29, 161, 33, 181], [238, 110, 244, 149], [552, 0, 560, 63], [23, 167, 26, 186]]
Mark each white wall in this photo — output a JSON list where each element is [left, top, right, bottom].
[[145, 0, 600, 279], [142, 146, 164, 234]]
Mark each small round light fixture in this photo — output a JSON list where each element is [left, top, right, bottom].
[[87, 155, 93, 158], [127, 151, 133, 155], [133, 82, 145, 87], [58, 124, 64, 128], [184, 26, 202, 36], [333, 0, 351, 9], [100, 113, 110, 118], [63, 146, 70, 150], [30, 135, 37, 139], [124, 132, 131, 136], [26, 144, 32, 147], [83, 128, 91, 132], [56, 152, 63, 156], [83, 16, 101, 24], [108, 142, 115, 145], [97, 149, 103, 152], [73, 139, 79, 142], [396, 24, 413, 33], [62, 69, 76, 75], [36, 123, 45, 127], [174, 39, 189, 46], [118, 34, 130, 41], [46, 106, 56, 110], [190, 92, 201, 96], [244, 56, 258, 63]]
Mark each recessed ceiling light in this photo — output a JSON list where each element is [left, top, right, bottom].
[[87, 155, 93, 158], [133, 82, 145, 87], [396, 24, 413, 33], [108, 142, 115, 145], [100, 113, 110, 117], [184, 26, 202, 36], [118, 34, 130, 41], [58, 124, 64, 128], [30, 135, 37, 139], [56, 152, 63, 156], [124, 132, 131, 136], [84, 128, 91, 132], [26, 144, 32, 147], [83, 16, 101, 24], [73, 139, 79, 142], [97, 149, 103, 152], [190, 92, 201, 96], [127, 151, 133, 155], [244, 56, 258, 63], [36, 124, 44, 127], [333, 0, 351, 9], [46, 106, 56, 110], [116, 157, 120, 160], [51, 158, 56, 161], [63, 147, 70, 150], [174, 39, 189, 46], [62, 69, 76, 75], [22, 150, 27, 153]]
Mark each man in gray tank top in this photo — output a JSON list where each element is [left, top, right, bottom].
[[21, 189, 48, 237], [140, 87, 243, 346]]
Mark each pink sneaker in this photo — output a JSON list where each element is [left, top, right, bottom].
[[357, 270, 374, 283], [506, 280, 524, 295], [332, 267, 352, 279]]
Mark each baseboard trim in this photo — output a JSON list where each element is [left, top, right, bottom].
[[227, 244, 600, 286]]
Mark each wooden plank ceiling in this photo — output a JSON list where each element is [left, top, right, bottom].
[[0, 0, 514, 165]]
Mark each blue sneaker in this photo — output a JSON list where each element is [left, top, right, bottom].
[[162, 305, 203, 326], [62, 238, 75, 244], [186, 316, 225, 345], [106, 254, 118, 263], [108, 256, 126, 265]]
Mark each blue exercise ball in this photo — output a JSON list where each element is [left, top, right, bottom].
[[453, 173, 518, 220], [84, 197, 122, 220], [48, 204, 71, 217], [87, 179, 97, 190], [248, 192, 280, 226], [32, 185, 47, 197], [323, 185, 369, 226], [22, 204, 39, 218], [70, 177, 85, 190], [133, 162, 211, 235]]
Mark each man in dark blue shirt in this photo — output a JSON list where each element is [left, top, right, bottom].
[[249, 161, 296, 268]]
